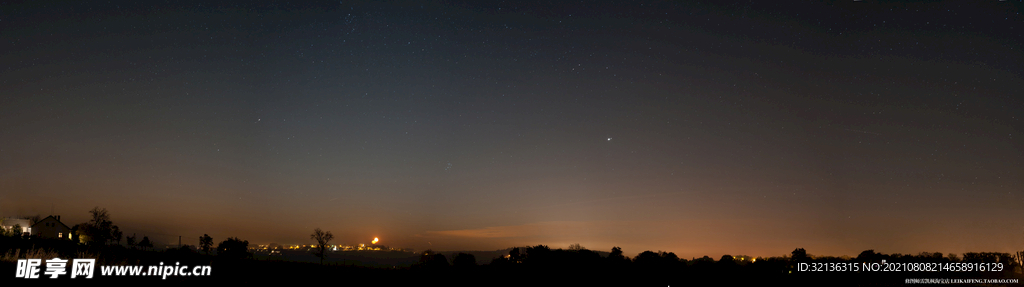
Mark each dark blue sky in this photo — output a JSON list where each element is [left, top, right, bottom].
[[1, 0, 1020, 258]]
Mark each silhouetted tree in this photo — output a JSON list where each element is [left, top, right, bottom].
[[199, 234, 213, 255], [717, 254, 738, 275], [608, 246, 629, 266], [27, 215, 41, 226], [947, 253, 959, 262], [921, 251, 942, 262], [692, 255, 715, 272], [662, 251, 680, 263], [452, 252, 477, 268], [138, 236, 153, 250], [1, 219, 31, 237], [89, 207, 112, 242], [76, 207, 120, 245], [68, 224, 78, 241], [126, 234, 136, 248], [568, 243, 584, 251], [216, 237, 250, 260], [111, 226, 122, 245], [10, 224, 23, 237], [719, 254, 736, 264], [791, 248, 808, 263], [634, 250, 662, 266], [609, 247, 624, 259], [509, 247, 523, 263], [856, 249, 877, 262], [310, 228, 334, 264], [108, 227, 120, 244], [524, 245, 551, 264], [417, 249, 449, 269], [631, 251, 683, 285]]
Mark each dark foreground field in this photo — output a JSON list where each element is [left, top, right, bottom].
[[3, 238, 1021, 286]]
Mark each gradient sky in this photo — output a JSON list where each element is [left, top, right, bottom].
[[1, 1, 1020, 259]]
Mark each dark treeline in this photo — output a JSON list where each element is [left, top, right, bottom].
[[2, 234, 1023, 286], [3, 207, 1022, 286], [413, 245, 1022, 286]]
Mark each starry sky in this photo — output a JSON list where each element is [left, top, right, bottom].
[[1, 1, 1020, 258]]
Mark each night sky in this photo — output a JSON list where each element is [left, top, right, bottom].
[[1, 1, 1020, 258]]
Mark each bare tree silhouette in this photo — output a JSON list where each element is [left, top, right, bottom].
[[310, 228, 334, 264]]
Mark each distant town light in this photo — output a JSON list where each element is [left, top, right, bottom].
[[372, 237, 379, 244]]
